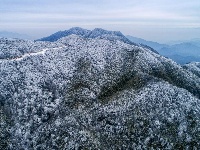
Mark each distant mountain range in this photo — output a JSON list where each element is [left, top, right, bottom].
[[127, 35, 200, 64], [167, 38, 200, 47], [0, 31, 33, 40], [126, 35, 168, 50]]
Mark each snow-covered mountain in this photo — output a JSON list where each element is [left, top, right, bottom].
[[183, 62, 200, 78], [36, 27, 90, 42], [36, 27, 134, 45], [0, 33, 200, 149]]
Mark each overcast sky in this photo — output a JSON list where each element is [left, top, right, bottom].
[[0, 0, 200, 43]]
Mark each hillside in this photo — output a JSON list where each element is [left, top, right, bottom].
[[0, 33, 200, 149], [183, 62, 200, 78]]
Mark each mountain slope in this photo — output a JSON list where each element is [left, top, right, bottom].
[[183, 62, 200, 78], [36, 27, 90, 42], [0, 35, 200, 149], [126, 35, 167, 50]]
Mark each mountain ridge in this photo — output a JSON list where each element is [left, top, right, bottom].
[[126, 35, 168, 49], [0, 31, 33, 40], [127, 35, 200, 64], [36, 27, 162, 55], [36, 27, 136, 46]]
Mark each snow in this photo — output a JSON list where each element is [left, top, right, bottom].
[[0, 34, 200, 149]]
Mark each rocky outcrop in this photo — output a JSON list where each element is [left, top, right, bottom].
[[0, 35, 200, 149]]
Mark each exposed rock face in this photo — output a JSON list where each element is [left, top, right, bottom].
[[0, 35, 200, 149]]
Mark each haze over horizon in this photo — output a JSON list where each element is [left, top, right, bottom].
[[0, 0, 200, 43]]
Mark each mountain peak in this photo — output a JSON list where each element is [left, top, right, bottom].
[[36, 27, 135, 45], [36, 27, 90, 42], [67, 27, 90, 33], [93, 28, 106, 32], [89, 28, 124, 38]]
